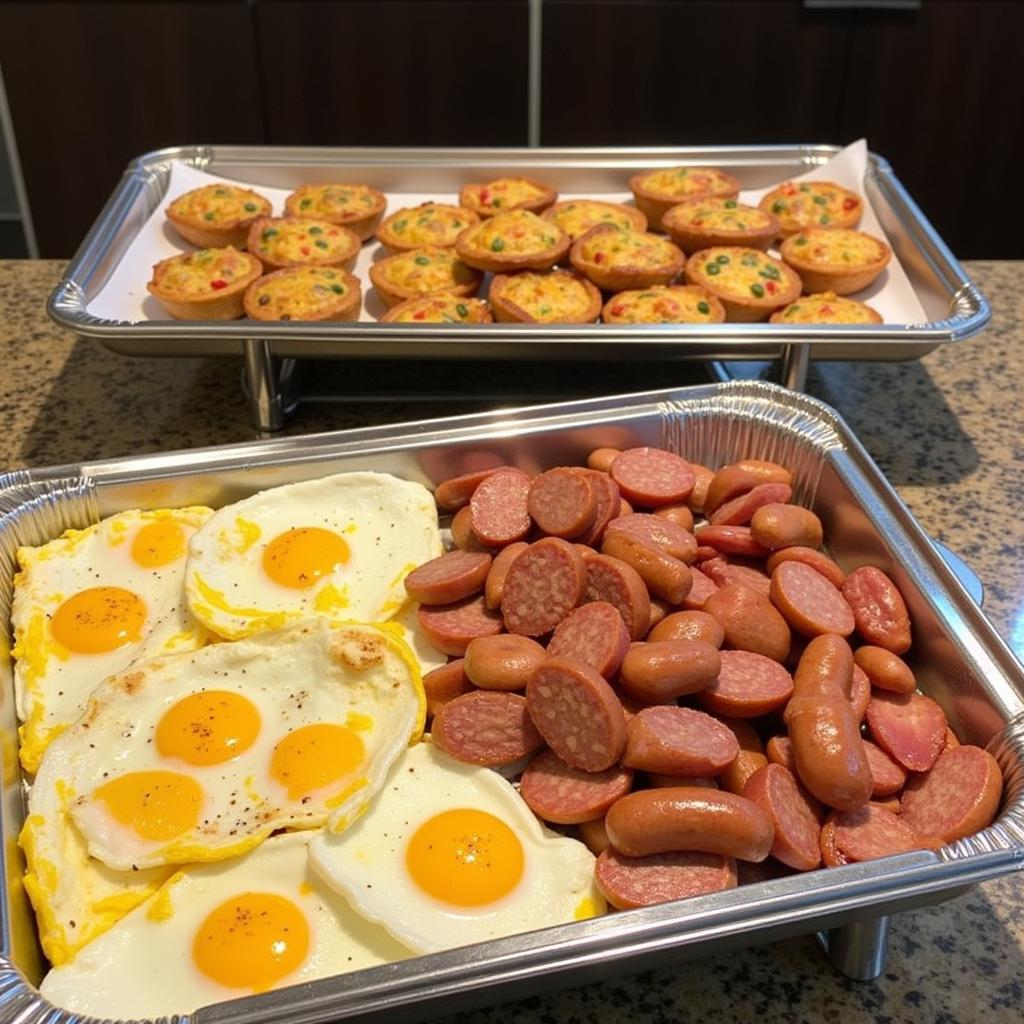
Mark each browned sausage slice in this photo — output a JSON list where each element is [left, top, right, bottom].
[[694, 525, 770, 558], [653, 503, 695, 532], [697, 649, 794, 718], [463, 634, 547, 691], [849, 664, 872, 724], [605, 513, 697, 563], [404, 549, 492, 605], [422, 659, 474, 719], [576, 469, 622, 547], [742, 764, 822, 871], [547, 601, 631, 679], [417, 595, 504, 656], [470, 468, 533, 546], [842, 566, 912, 654], [600, 532, 693, 605], [622, 706, 739, 776], [825, 803, 929, 864], [718, 718, 768, 796], [703, 582, 791, 663], [609, 447, 695, 506], [789, 699, 873, 811], [769, 560, 855, 637], [586, 447, 621, 473], [595, 849, 737, 910], [484, 541, 529, 610], [681, 567, 719, 610], [527, 467, 597, 539], [618, 640, 721, 703], [685, 463, 715, 514], [501, 538, 587, 637], [519, 748, 634, 824], [578, 816, 612, 855], [583, 554, 651, 640], [701, 557, 772, 599], [434, 467, 505, 511], [710, 483, 794, 526], [862, 739, 908, 798], [766, 734, 797, 772], [703, 465, 763, 517], [451, 505, 490, 552], [766, 547, 846, 589], [749, 503, 824, 551], [853, 645, 916, 694], [648, 610, 725, 647], [865, 690, 948, 772], [431, 690, 543, 766]]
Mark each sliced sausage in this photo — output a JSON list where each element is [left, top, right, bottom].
[[685, 463, 715, 514], [527, 467, 597, 539], [823, 803, 929, 865], [519, 748, 634, 825], [653, 503, 695, 532], [769, 560, 855, 637], [865, 690, 948, 773], [463, 634, 547, 691], [484, 541, 529, 610], [742, 764, 822, 871], [434, 467, 505, 511], [647, 773, 720, 789], [618, 640, 721, 703], [548, 601, 631, 680], [431, 690, 543, 766], [605, 513, 697, 563], [501, 538, 586, 637], [766, 546, 846, 589], [750, 504, 824, 551], [623, 706, 739, 776], [710, 483, 794, 527], [647, 598, 672, 632], [842, 566, 912, 654], [849, 664, 872, 724], [600, 532, 693, 605], [900, 745, 1003, 844], [647, 610, 725, 648], [576, 469, 622, 547], [703, 583, 791, 663], [766, 734, 797, 773], [701, 556, 772, 599], [694, 524, 770, 558], [788, 699, 873, 812], [681, 566, 719, 610], [469, 468, 533, 546], [605, 787, 774, 862], [944, 727, 961, 750], [697, 649, 794, 718], [609, 447, 695, 506], [422, 659, 474, 719], [863, 739, 908, 798], [417, 595, 504, 656], [578, 816, 612, 856], [595, 848, 737, 910], [404, 549, 492, 605], [526, 657, 627, 772], [586, 447, 621, 473], [718, 718, 768, 797], [584, 554, 651, 640], [451, 505, 490, 552], [703, 465, 763, 517], [786, 633, 853, 716], [853, 645, 916, 694], [734, 459, 793, 485]]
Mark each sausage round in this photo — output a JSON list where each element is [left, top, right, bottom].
[[576, 469, 622, 547], [546, 601, 631, 680], [648, 610, 725, 648], [404, 549, 492, 605], [594, 848, 737, 910], [501, 538, 587, 637], [766, 547, 846, 589], [431, 690, 543, 766], [605, 513, 697, 563], [788, 699, 873, 812], [697, 649, 794, 718], [609, 447, 696, 506], [785, 633, 854, 723], [463, 634, 547, 691], [434, 467, 505, 511], [653, 503, 695, 532], [694, 525, 770, 558], [519, 748, 634, 825], [584, 554, 651, 640], [865, 690, 948, 773], [622, 706, 739, 776], [578, 816, 612, 856], [862, 739, 908, 798], [703, 465, 764, 517], [527, 467, 597, 539], [686, 463, 715, 514], [417, 594, 504, 656], [718, 718, 769, 797], [451, 505, 490, 552], [600, 532, 693, 605], [742, 764, 822, 871], [701, 557, 772, 599], [703, 582, 791, 663], [422, 659, 474, 719], [749, 503, 824, 551], [769, 560, 855, 638], [484, 541, 529, 610], [618, 640, 721, 704], [734, 459, 793, 486], [710, 483, 794, 527], [586, 447, 621, 473], [853, 645, 916, 694], [469, 468, 533, 546], [682, 566, 719, 610], [823, 803, 929, 865], [842, 566, 912, 654]]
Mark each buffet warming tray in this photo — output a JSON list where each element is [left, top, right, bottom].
[[1, 381, 1022, 1024], [47, 145, 991, 431]]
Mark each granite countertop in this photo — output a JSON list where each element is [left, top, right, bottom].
[[1, 259, 1022, 1022]]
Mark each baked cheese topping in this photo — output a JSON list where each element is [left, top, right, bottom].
[[603, 285, 721, 324], [577, 227, 679, 269], [387, 295, 490, 323], [376, 247, 477, 292], [636, 167, 737, 200], [774, 292, 880, 324], [247, 267, 353, 320], [464, 211, 562, 256], [380, 204, 477, 248], [152, 247, 257, 297], [665, 198, 772, 233], [462, 178, 549, 214], [544, 201, 642, 241], [760, 180, 862, 231], [784, 228, 888, 268], [286, 183, 384, 222], [691, 247, 796, 302], [496, 272, 595, 322], [253, 218, 357, 265], [167, 185, 271, 228]]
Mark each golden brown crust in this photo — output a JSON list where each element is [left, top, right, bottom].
[[684, 247, 801, 323], [380, 295, 493, 324], [569, 224, 684, 292], [489, 270, 602, 324], [376, 203, 481, 253], [283, 183, 387, 241], [630, 167, 741, 231], [369, 246, 483, 308], [600, 284, 726, 324], [758, 180, 863, 237], [245, 217, 361, 273], [779, 228, 891, 295], [165, 185, 272, 250], [541, 199, 647, 241], [243, 266, 362, 322], [458, 176, 557, 218], [769, 292, 883, 325], [662, 198, 779, 254], [147, 247, 263, 321], [454, 211, 570, 273]]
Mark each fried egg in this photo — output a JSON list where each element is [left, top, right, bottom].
[[309, 741, 605, 954], [37, 620, 424, 872], [38, 831, 410, 1019], [185, 472, 441, 641], [11, 507, 214, 773]]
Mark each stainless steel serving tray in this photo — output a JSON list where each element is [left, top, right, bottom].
[[1, 381, 1022, 1024]]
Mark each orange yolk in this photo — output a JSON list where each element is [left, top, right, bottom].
[[131, 521, 187, 568], [94, 770, 203, 841], [406, 808, 524, 907], [261, 527, 349, 590], [192, 892, 309, 992], [270, 723, 364, 800], [50, 586, 147, 653], [155, 690, 261, 766]]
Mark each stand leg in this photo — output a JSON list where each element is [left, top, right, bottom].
[[777, 343, 810, 391], [243, 339, 285, 433], [819, 915, 891, 980]]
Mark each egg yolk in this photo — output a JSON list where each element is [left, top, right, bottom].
[[406, 808, 524, 907], [94, 770, 203, 841], [262, 527, 350, 589], [270, 723, 364, 800], [131, 521, 187, 568], [192, 892, 309, 992], [50, 586, 147, 653], [155, 690, 261, 766]]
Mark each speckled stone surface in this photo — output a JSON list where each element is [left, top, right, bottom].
[[2, 260, 1023, 1022]]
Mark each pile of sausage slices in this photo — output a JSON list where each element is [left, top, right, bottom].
[[403, 447, 1004, 910]]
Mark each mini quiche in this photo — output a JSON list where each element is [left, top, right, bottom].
[[489, 270, 601, 324], [601, 284, 725, 324], [569, 224, 684, 292], [376, 203, 480, 253], [454, 210, 570, 273], [166, 184, 272, 249], [770, 292, 882, 325], [629, 166, 741, 231], [780, 228, 891, 295], [542, 199, 647, 241], [459, 176, 557, 218], [283, 183, 387, 240], [243, 266, 362, 322], [147, 246, 262, 320], [684, 246, 801, 322], [758, 180, 862, 237], [246, 217, 361, 272], [369, 246, 483, 307], [662, 198, 778, 253], [381, 295, 493, 324]]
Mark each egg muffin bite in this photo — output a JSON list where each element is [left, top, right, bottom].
[[542, 199, 647, 241], [284, 183, 387, 241], [244, 266, 362, 322], [459, 176, 557, 218], [454, 210, 570, 273], [759, 180, 863, 237], [166, 184, 272, 250], [662, 198, 778, 254], [770, 292, 882, 325], [684, 247, 801, 322], [601, 284, 725, 324], [381, 294, 493, 324], [629, 166, 740, 231], [780, 227, 891, 295], [490, 270, 602, 324], [370, 246, 482, 308], [147, 247, 263, 320], [376, 202, 480, 253], [246, 217, 361, 273], [569, 224, 684, 292]]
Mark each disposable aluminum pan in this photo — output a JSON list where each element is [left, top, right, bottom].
[[1, 381, 1022, 1024]]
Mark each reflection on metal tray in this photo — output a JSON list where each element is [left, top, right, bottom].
[[1, 382, 1022, 1024]]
